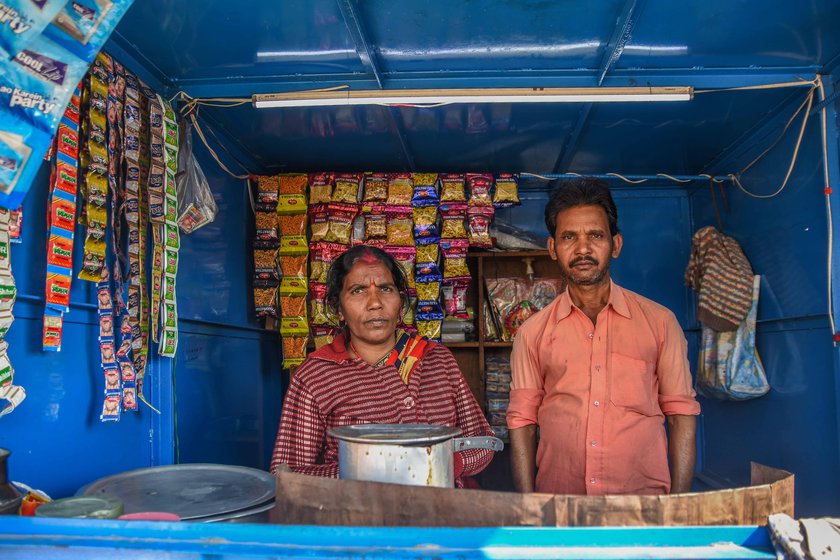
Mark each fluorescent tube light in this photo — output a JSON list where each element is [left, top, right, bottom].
[[252, 87, 692, 109]]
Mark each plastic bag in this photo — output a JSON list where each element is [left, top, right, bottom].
[[696, 275, 770, 401], [175, 121, 217, 233]]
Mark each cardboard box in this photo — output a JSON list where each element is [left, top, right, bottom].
[[272, 463, 793, 527]]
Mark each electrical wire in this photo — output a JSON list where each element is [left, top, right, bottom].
[[730, 87, 815, 199], [816, 76, 837, 342]]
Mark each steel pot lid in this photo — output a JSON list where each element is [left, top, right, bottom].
[[78, 464, 275, 521], [329, 423, 462, 446]]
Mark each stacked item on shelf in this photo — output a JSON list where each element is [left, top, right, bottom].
[[485, 355, 512, 442], [277, 175, 309, 369], [485, 277, 565, 342]]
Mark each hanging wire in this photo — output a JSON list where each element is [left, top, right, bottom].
[[730, 86, 815, 199], [816, 76, 838, 342]]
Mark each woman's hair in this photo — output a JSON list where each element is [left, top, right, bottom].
[[325, 245, 409, 318], [544, 177, 620, 237]]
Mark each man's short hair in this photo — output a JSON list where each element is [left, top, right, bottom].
[[544, 177, 620, 236]]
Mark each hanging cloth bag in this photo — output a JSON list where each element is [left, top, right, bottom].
[[697, 275, 770, 401]]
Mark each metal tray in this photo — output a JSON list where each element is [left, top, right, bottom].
[[78, 463, 275, 521]]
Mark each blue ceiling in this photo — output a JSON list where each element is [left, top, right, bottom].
[[106, 0, 840, 176]]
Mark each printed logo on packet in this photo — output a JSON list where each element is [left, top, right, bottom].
[[47, 235, 73, 269], [14, 50, 68, 86]]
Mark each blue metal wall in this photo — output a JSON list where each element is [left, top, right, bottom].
[[688, 91, 840, 517], [0, 141, 283, 499]]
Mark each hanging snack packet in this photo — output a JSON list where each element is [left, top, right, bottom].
[[309, 282, 333, 326], [309, 241, 344, 284], [278, 173, 307, 195], [254, 287, 278, 318], [416, 238, 439, 264], [363, 171, 388, 202], [0, 0, 68, 59], [467, 173, 494, 207], [467, 205, 495, 249], [415, 260, 441, 279], [253, 210, 279, 250], [440, 173, 466, 202], [308, 171, 333, 205], [411, 173, 439, 207], [386, 172, 413, 205], [325, 202, 357, 245], [311, 325, 336, 349], [278, 212, 307, 237], [439, 202, 467, 239], [402, 295, 418, 326], [255, 175, 279, 212], [0, 125, 51, 208], [412, 205, 438, 241], [1, 33, 89, 133], [386, 205, 413, 247], [416, 305, 444, 341], [279, 235, 308, 256], [362, 203, 387, 241], [280, 316, 309, 369], [442, 238, 470, 279], [279, 276, 307, 318], [253, 248, 279, 288], [390, 245, 416, 289], [308, 203, 329, 242], [332, 172, 362, 204], [279, 254, 307, 278], [493, 173, 520, 207], [277, 193, 307, 215], [45, 0, 136, 62], [415, 271, 442, 302], [442, 278, 470, 319]]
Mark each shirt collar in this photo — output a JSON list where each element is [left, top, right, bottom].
[[555, 279, 632, 322], [310, 330, 352, 364]]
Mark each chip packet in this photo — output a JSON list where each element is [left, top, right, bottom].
[[362, 171, 387, 202], [45, 0, 136, 62], [0, 0, 68, 60], [466, 173, 494, 207], [493, 173, 520, 207]]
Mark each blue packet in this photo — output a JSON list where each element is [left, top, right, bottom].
[[0, 31, 87, 132], [416, 300, 443, 317], [0, 0, 68, 59], [44, 0, 134, 61], [0, 120, 52, 208]]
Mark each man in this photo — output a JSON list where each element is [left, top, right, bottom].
[[508, 179, 700, 495]]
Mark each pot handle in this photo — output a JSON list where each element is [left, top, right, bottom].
[[453, 436, 505, 452]]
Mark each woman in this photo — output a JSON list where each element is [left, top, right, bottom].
[[271, 245, 495, 486]]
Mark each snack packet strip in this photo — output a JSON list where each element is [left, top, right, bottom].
[[42, 84, 81, 350], [493, 173, 521, 207], [77, 54, 108, 282], [158, 96, 179, 358], [97, 267, 120, 421], [362, 172, 387, 202]]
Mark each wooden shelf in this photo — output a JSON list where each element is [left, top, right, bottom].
[[468, 250, 550, 258], [443, 341, 480, 348], [483, 341, 514, 348]]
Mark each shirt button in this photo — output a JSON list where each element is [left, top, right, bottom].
[[593, 400, 600, 407], [595, 365, 601, 371], [591, 440, 597, 447], [588, 332, 594, 340], [590, 478, 596, 484], [403, 396, 415, 409]]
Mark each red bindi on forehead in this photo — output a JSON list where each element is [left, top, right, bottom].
[[357, 250, 380, 264]]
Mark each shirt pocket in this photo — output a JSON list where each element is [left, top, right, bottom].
[[609, 352, 657, 416]]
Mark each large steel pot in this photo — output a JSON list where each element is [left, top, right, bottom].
[[328, 424, 504, 488]]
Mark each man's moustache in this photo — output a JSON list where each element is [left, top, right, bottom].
[[569, 257, 598, 266]]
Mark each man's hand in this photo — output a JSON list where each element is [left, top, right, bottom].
[[667, 414, 697, 494], [510, 425, 538, 493]]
